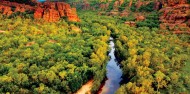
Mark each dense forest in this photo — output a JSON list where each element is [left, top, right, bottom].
[[0, 0, 190, 94], [0, 12, 111, 93]]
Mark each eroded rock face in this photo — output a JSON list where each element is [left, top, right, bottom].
[[14, 7, 26, 13], [161, 0, 187, 7], [159, 0, 190, 34], [34, 2, 80, 22], [43, 8, 60, 22], [34, 7, 44, 19], [0, 1, 80, 22], [0, 5, 12, 16]]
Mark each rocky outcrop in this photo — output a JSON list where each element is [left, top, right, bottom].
[[161, 0, 187, 7], [0, 0, 34, 10], [34, 7, 43, 19], [33, 2, 80, 22], [159, 0, 190, 34], [0, 1, 80, 22], [42, 8, 60, 22], [0, 5, 12, 16]]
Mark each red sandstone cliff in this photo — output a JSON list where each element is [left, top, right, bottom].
[[159, 0, 190, 34], [0, 1, 80, 22]]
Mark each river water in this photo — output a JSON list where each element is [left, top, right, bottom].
[[99, 37, 122, 94]]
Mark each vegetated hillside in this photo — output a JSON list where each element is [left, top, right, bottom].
[[113, 26, 190, 93], [79, 11, 190, 94], [69, 0, 190, 33], [0, 12, 112, 93]]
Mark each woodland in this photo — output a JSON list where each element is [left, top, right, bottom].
[[0, 0, 190, 94]]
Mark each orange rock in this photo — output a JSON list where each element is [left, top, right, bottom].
[[136, 15, 145, 21], [14, 6, 26, 13], [34, 7, 44, 19], [3, 6, 12, 16], [43, 8, 60, 22], [160, 23, 167, 30], [0, 1, 80, 22], [159, 1, 190, 32]]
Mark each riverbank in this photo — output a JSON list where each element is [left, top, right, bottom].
[[75, 80, 94, 94]]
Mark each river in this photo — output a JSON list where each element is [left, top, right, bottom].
[[99, 37, 122, 94], [76, 37, 122, 94]]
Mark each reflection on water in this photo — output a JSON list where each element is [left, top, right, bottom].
[[100, 37, 122, 94]]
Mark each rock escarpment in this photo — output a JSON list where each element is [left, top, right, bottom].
[[34, 2, 80, 22], [159, 0, 190, 34], [0, 0, 80, 22]]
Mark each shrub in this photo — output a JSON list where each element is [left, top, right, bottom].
[[136, 11, 160, 28], [138, 2, 154, 12]]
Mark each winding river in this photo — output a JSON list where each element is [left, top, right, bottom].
[[76, 37, 122, 94], [99, 37, 122, 94]]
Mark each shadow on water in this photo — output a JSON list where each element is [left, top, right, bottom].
[[98, 37, 122, 94]]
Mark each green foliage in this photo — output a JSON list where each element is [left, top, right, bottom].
[[121, 15, 136, 21], [9, 0, 36, 5], [0, 5, 190, 94], [9, 11, 34, 19], [136, 11, 160, 28], [113, 25, 190, 93], [138, 2, 155, 12], [130, 3, 137, 12], [0, 12, 110, 93], [118, 2, 128, 11]]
